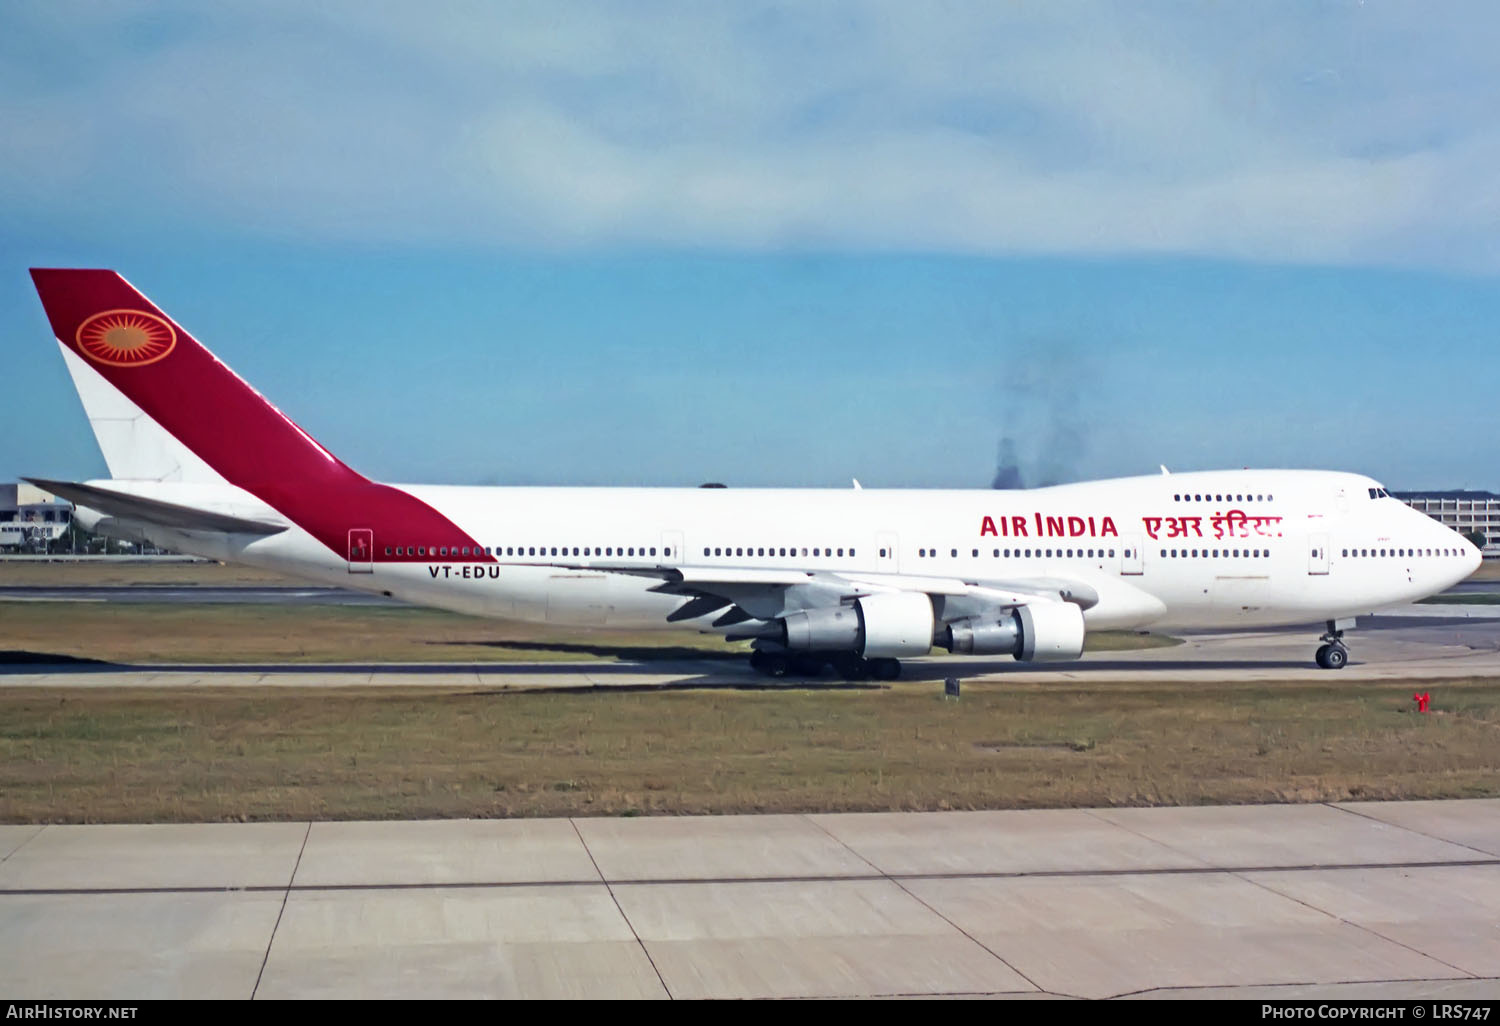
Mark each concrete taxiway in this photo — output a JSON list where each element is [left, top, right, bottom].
[[1, 801, 1497, 999], [3, 609, 1498, 689]]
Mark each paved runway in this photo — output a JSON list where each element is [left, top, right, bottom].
[[2, 801, 1497, 999], [4, 608, 1498, 688]]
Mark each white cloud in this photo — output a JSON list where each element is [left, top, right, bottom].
[[4, 0, 1499, 269]]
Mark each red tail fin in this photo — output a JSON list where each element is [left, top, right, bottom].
[[30, 269, 491, 562], [31, 268, 362, 489]]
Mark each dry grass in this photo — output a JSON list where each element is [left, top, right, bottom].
[[0, 601, 1173, 665], [0, 602, 750, 663], [1, 678, 1496, 823], [0, 560, 290, 587]]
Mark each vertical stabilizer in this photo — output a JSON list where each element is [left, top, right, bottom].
[[56, 341, 226, 483]]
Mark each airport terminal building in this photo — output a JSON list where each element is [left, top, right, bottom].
[[0, 481, 72, 551], [1394, 490, 1500, 559]]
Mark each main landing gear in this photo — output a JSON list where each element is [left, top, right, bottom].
[[748, 649, 902, 681], [1314, 619, 1352, 670]]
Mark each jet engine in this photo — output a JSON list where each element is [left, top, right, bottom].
[[941, 601, 1085, 661], [779, 591, 934, 658]]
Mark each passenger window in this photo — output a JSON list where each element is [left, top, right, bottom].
[[971, 548, 978, 557], [950, 548, 957, 557], [880, 548, 887, 557], [651, 547, 658, 556], [839, 548, 845, 557]]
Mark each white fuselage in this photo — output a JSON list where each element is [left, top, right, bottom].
[[86, 468, 1482, 637]]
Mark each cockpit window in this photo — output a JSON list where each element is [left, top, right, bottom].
[[1368, 487, 1392, 499]]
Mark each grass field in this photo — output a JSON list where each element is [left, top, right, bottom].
[[0, 601, 1175, 665], [1, 678, 1496, 823], [1, 560, 1492, 824], [0, 560, 290, 587]]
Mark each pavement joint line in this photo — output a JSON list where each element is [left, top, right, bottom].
[[1325, 800, 1500, 859], [1079, 806, 1220, 870], [0, 824, 46, 862], [4, 857, 1500, 896], [1109, 975, 1496, 1000], [801, 813, 1044, 994], [251, 820, 311, 1001], [568, 818, 672, 1001], [1231, 867, 1478, 982]]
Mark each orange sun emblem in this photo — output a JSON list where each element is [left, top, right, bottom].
[[76, 309, 177, 367]]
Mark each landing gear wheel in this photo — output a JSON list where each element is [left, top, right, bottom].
[[789, 655, 828, 678], [834, 655, 872, 681], [1314, 643, 1348, 670], [749, 651, 788, 677], [868, 657, 902, 681]]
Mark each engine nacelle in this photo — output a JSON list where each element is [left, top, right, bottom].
[[780, 591, 934, 658], [941, 602, 1085, 662]]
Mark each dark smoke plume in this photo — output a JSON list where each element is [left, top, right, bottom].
[[991, 438, 1024, 489], [989, 338, 1095, 489]]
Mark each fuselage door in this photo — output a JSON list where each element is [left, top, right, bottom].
[[661, 530, 684, 566], [1121, 534, 1144, 575], [1308, 533, 1329, 575], [347, 528, 374, 574], [876, 531, 899, 574]]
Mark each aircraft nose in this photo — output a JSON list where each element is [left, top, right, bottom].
[[1463, 536, 1484, 574]]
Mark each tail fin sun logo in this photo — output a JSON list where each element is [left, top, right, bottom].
[[76, 309, 177, 367]]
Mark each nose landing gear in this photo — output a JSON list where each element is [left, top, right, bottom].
[[1314, 619, 1353, 669]]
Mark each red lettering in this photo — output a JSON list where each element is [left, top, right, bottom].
[[1011, 516, 1028, 537], [1035, 512, 1043, 537], [1045, 515, 1064, 537], [1100, 516, 1118, 537], [1067, 516, 1085, 537], [980, 516, 998, 537]]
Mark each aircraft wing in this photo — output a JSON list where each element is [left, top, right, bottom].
[[24, 478, 289, 536], [527, 558, 1095, 628]]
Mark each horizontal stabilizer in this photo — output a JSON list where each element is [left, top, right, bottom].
[[24, 478, 288, 536]]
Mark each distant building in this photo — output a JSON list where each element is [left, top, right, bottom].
[[0, 482, 73, 551], [1393, 490, 1500, 559]]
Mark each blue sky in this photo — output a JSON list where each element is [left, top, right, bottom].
[[3, 1, 1498, 490]]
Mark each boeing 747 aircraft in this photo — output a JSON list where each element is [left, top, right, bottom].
[[25, 269, 1482, 679]]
